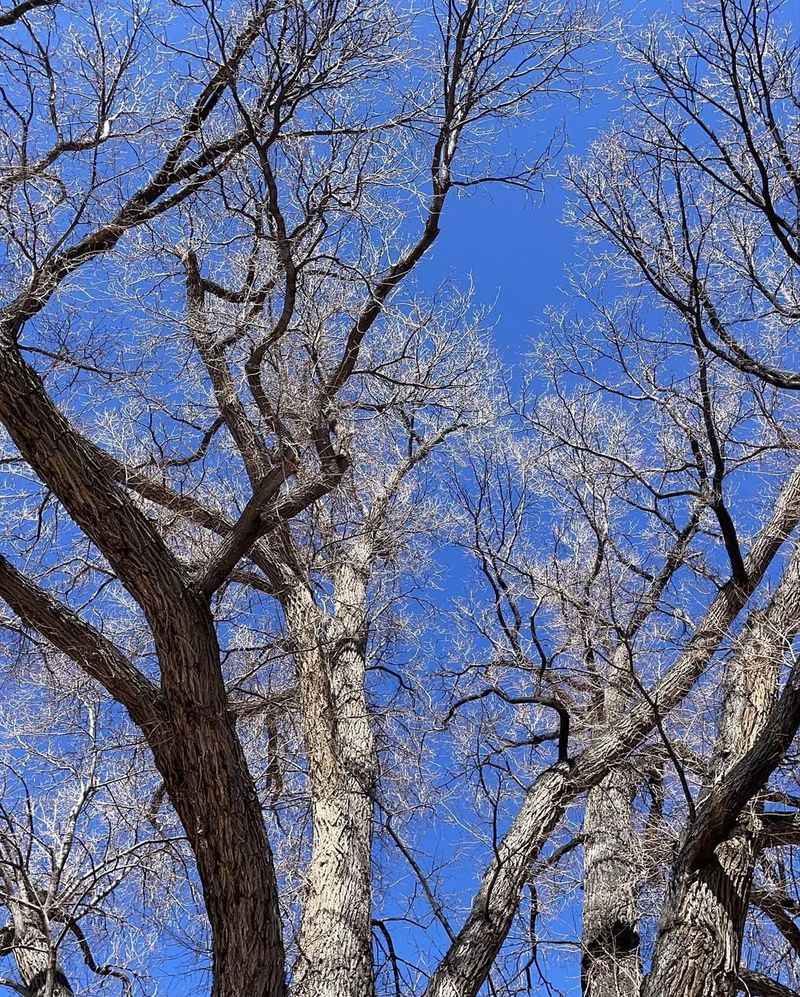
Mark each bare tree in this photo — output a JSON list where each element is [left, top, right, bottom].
[[437, 307, 800, 995], [5, 1, 800, 995], [0, 683, 180, 997], [0, 1, 598, 995], [564, 1, 800, 994]]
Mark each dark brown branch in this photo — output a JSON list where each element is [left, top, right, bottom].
[[0, 556, 160, 723], [195, 463, 295, 598], [1, 4, 272, 332], [384, 814, 456, 943], [738, 970, 800, 997], [758, 811, 800, 849], [371, 920, 402, 997], [67, 918, 132, 996], [679, 637, 800, 872], [0, 0, 58, 28], [696, 285, 800, 391], [445, 686, 570, 764], [0, 337, 191, 618], [750, 888, 800, 956]]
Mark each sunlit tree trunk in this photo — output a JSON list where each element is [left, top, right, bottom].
[[644, 545, 800, 997], [581, 769, 640, 997], [4, 902, 73, 997], [581, 659, 641, 997], [288, 541, 377, 997]]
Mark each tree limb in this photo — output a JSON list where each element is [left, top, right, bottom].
[[0, 0, 58, 28], [0, 555, 160, 723]]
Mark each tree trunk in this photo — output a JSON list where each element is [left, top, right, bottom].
[[286, 544, 377, 997], [581, 765, 640, 997], [150, 611, 287, 997], [0, 327, 288, 995], [644, 832, 758, 997], [581, 665, 641, 997], [6, 902, 73, 997], [153, 719, 286, 997], [644, 544, 800, 997]]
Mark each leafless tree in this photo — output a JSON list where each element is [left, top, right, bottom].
[[5, 1, 800, 996], [0, 1, 600, 995], [560, 0, 800, 994]]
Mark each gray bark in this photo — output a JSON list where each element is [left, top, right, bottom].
[[288, 540, 377, 997], [581, 764, 640, 997], [581, 665, 641, 997], [644, 542, 800, 997], [6, 913, 73, 997], [0, 863, 72, 997], [581, 521, 701, 997]]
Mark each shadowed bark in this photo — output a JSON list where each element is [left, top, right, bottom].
[[644, 543, 800, 997]]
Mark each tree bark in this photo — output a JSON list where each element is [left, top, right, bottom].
[[581, 764, 640, 997], [738, 969, 800, 997], [0, 336, 287, 996], [643, 542, 800, 997], [581, 664, 641, 997], [287, 541, 377, 997], [581, 521, 701, 997], [5, 905, 73, 997], [152, 626, 287, 997]]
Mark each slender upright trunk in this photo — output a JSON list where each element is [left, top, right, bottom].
[[644, 546, 800, 997], [581, 766, 640, 997], [287, 542, 377, 997], [581, 662, 641, 997]]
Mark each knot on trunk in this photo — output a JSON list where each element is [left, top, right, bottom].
[[583, 918, 641, 962]]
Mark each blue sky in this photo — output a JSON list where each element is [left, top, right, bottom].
[[363, 5, 664, 993]]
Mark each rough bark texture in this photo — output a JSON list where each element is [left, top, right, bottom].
[[152, 633, 287, 997], [581, 764, 640, 997], [288, 540, 377, 997], [643, 543, 800, 997], [643, 832, 760, 997], [738, 969, 800, 997], [581, 669, 641, 997], [423, 766, 573, 997], [581, 524, 700, 997], [5, 901, 73, 997]]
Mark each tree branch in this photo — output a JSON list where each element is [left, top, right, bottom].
[[195, 463, 295, 598], [738, 969, 800, 997], [0, 555, 160, 724], [0, 0, 58, 28]]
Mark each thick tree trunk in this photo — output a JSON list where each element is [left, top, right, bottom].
[[0, 328, 288, 995], [581, 666, 641, 997], [581, 766, 640, 997], [286, 544, 377, 997], [643, 831, 758, 997], [154, 717, 286, 997], [5, 901, 73, 997], [151, 610, 287, 997], [643, 544, 800, 997]]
